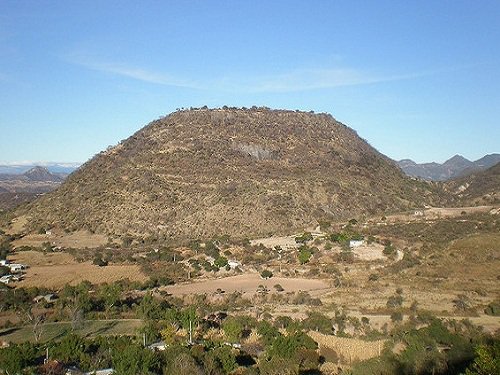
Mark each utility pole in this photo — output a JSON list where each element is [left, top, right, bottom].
[[189, 319, 193, 344]]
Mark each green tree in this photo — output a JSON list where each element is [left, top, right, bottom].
[[52, 333, 89, 364], [295, 232, 313, 244], [207, 346, 237, 374], [214, 255, 228, 268], [302, 311, 333, 334], [138, 292, 162, 320], [257, 320, 280, 345], [464, 342, 500, 375], [298, 247, 312, 264], [222, 317, 243, 343], [112, 344, 159, 375], [260, 269, 273, 279], [100, 283, 121, 318], [0, 343, 38, 374]]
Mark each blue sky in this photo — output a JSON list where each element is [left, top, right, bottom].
[[0, 1, 499, 164]]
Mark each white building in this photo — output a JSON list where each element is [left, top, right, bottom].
[[349, 240, 364, 248], [227, 260, 241, 269], [8, 263, 27, 273], [0, 275, 13, 284]]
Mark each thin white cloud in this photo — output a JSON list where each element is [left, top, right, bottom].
[[66, 54, 200, 89], [65, 52, 456, 93], [239, 68, 375, 92], [226, 68, 443, 93], [0, 161, 81, 167]]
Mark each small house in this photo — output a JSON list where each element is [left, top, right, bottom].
[[349, 240, 364, 248], [0, 275, 13, 284], [147, 341, 167, 351], [8, 263, 27, 273], [227, 260, 241, 269], [0, 260, 10, 266], [34, 294, 58, 304]]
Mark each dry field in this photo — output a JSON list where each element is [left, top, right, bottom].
[[162, 272, 330, 297], [8, 250, 147, 288], [351, 243, 386, 261], [308, 330, 386, 363], [425, 205, 496, 218], [383, 205, 498, 223], [12, 230, 108, 249], [250, 235, 299, 250], [9, 250, 75, 266], [17, 263, 147, 288]]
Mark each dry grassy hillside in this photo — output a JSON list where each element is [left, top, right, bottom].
[[446, 162, 500, 205], [19, 108, 445, 241]]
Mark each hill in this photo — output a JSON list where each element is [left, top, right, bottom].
[[0, 163, 79, 175], [398, 153, 500, 181], [446, 161, 500, 205], [19, 108, 445, 241], [0, 167, 66, 211]]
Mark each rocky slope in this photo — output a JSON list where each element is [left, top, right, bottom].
[[20, 108, 445, 241], [446, 162, 500, 205]]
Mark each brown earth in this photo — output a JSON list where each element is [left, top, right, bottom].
[[162, 272, 330, 297]]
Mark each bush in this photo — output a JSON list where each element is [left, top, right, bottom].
[[214, 255, 228, 268], [260, 270, 273, 279], [298, 248, 312, 264], [92, 256, 108, 267], [484, 301, 500, 316], [390, 311, 403, 323], [273, 284, 284, 292]]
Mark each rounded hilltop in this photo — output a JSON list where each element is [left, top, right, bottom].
[[20, 107, 443, 241]]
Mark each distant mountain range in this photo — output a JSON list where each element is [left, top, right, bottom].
[[0, 166, 68, 211], [397, 154, 500, 181], [0, 166, 65, 183], [0, 162, 80, 175]]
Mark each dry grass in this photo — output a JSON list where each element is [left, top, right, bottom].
[[308, 331, 386, 363], [13, 230, 108, 249], [9, 250, 75, 266], [17, 262, 147, 288], [7, 214, 29, 234]]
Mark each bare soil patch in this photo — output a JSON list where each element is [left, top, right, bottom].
[[425, 205, 495, 218], [351, 243, 386, 261], [162, 273, 330, 296], [250, 235, 299, 250]]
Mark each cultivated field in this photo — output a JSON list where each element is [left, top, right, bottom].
[[162, 272, 330, 297], [12, 230, 108, 249], [0, 319, 142, 344], [17, 263, 147, 288], [9, 250, 147, 288]]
